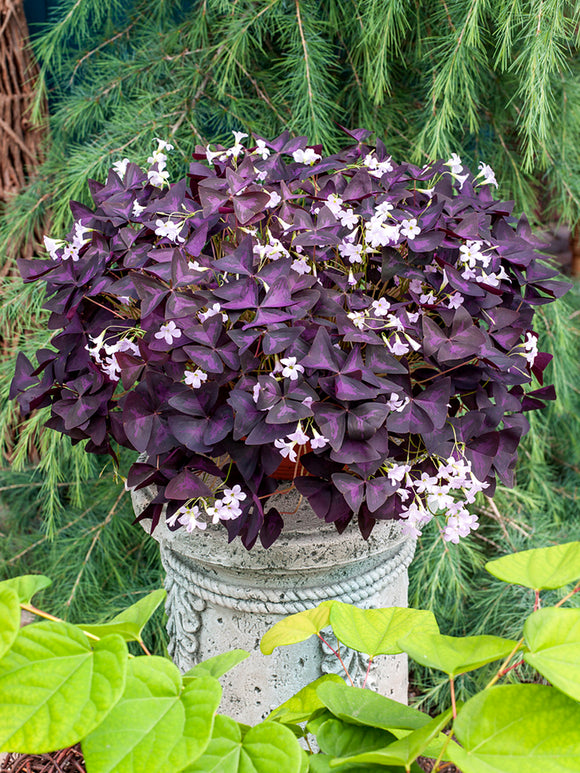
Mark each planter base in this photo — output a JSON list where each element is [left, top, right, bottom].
[[134, 486, 416, 724]]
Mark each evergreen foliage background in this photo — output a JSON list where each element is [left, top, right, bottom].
[[0, 0, 579, 711]]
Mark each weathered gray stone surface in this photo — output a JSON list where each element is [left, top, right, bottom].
[[133, 485, 416, 725]]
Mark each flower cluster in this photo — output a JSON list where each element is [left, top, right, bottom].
[[11, 129, 567, 549]]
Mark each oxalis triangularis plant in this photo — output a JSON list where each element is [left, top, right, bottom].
[[10, 127, 569, 549]]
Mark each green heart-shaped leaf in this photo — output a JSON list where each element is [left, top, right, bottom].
[[485, 542, 580, 590], [329, 604, 439, 657], [331, 707, 453, 768], [184, 649, 250, 682], [82, 656, 221, 773], [449, 684, 580, 772], [317, 716, 396, 757], [183, 715, 304, 772], [268, 674, 344, 724], [0, 622, 127, 753], [260, 601, 335, 655], [524, 607, 580, 702], [0, 575, 52, 604], [0, 586, 20, 660], [316, 681, 429, 732], [80, 588, 166, 642], [397, 631, 520, 677]]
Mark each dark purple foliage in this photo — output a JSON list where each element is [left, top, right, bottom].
[[11, 132, 569, 547]]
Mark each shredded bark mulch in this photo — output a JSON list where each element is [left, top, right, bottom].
[[1, 747, 462, 772], [0, 746, 85, 773]]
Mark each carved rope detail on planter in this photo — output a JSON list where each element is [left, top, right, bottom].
[[159, 536, 416, 615], [165, 572, 206, 672]]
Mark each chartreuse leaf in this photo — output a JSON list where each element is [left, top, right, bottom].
[[524, 607, 580, 702], [309, 755, 412, 773], [184, 649, 250, 682], [80, 588, 166, 642], [317, 716, 397, 756], [183, 715, 304, 772], [449, 684, 580, 773], [82, 656, 221, 773], [0, 586, 20, 660], [331, 707, 453, 769], [0, 621, 127, 753], [397, 631, 520, 677], [316, 681, 429, 732], [268, 674, 344, 724], [310, 717, 401, 772], [329, 603, 439, 657], [0, 575, 52, 604], [485, 541, 580, 590], [260, 600, 335, 655]]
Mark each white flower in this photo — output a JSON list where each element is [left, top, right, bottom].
[[292, 148, 321, 165], [419, 291, 437, 305], [291, 257, 311, 275], [198, 303, 227, 323], [447, 292, 464, 310], [280, 356, 305, 381], [339, 242, 365, 264], [222, 485, 247, 505], [522, 332, 538, 366], [256, 169, 268, 181], [252, 383, 262, 403], [459, 240, 489, 268], [302, 395, 314, 409], [400, 218, 421, 240], [412, 472, 438, 494], [340, 209, 358, 230], [178, 505, 207, 533], [266, 190, 282, 208], [254, 238, 290, 261], [206, 147, 225, 164], [184, 369, 207, 389], [132, 201, 145, 217], [375, 201, 394, 218], [226, 132, 247, 160], [43, 236, 64, 260], [155, 218, 185, 243], [188, 260, 209, 273], [408, 278, 423, 294], [371, 298, 391, 316], [155, 321, 181, 345], [442, 518, 462, 544], [387, 463, 411, 486], [274, 438, 298, 462], [426, 486, 455, 512], [325, 194, 344, 216], [445, 153, 463, 175], [113, 158, 130, 178], [310, 428, 328, 449], [363, 154, 393, 177], [287, 424, 309, 445], [148, 168, 170, 187], [387, 334, 410, 356], [386, 393, 409, 412], [148, 149, 167, 167], [365, 220, 400, 249], [347, 310, 366, 330], [62, 243, 80, 262], [253, 139, 271, 160], [477, 162, 498, 187], [154, 138, 174, 152]]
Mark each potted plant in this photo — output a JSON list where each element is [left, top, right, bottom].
[[10, 128, 567, 721]]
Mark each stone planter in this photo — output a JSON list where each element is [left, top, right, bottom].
[[132, 485, 416, 725]]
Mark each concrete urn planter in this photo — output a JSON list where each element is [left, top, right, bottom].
[[132, 485, 416, 725]]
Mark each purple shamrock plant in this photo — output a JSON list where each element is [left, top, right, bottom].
[[11, 129, 569, 549]]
